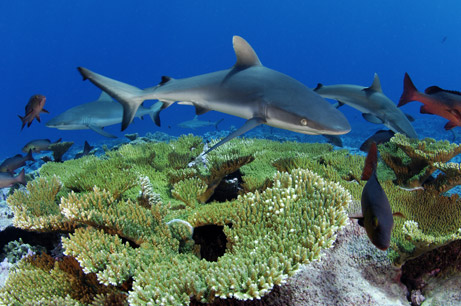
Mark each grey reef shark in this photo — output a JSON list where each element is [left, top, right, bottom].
[[177, 115, 224, 130], [77, 36, 351, 154], [46, 92, 163, 138], [314, 74, 418, 139]]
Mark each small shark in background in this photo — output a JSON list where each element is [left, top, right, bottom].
[[314, 74, 418, 139], [78, 36, 351, 153], [351, 142, 403, 250], [177, 116, 224, 130], [75, 141, 94, 159], [0, 149, 35, 173], [399, 72, 461, 130], [46, 92, 163, 138], [0, 169, 26, 188], [18, 94, 48, 130], [22, 138, 62, 153]]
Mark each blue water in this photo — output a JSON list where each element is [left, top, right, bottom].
[[1, 1, 460, 159]]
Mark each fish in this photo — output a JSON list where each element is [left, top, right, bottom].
[[351, 142, 403, 250], [323, 134, 343, 147], [18, 94, 48, 130], [22, 138, 62, 153], [0, 149, 35, 173], [177, 115, 224, 130], [359, 130, 395, 152], [398, 72, 461, 130], [75, 141, 94, 159], [314, 74, 418, 139], [77, 36, 351, 154], [46, 92, 163, 138], [0, 168, 26, 189]]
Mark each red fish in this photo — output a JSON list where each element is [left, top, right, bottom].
[[18, 94, 48, 130], [398, 73, 461, 130]]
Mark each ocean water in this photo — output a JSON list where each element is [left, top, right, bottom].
[[1, 1, 460, 159]]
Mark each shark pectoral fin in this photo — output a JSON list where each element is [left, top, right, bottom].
[[362, 113, 384, 124], [88, 125, 117, 138], [203, 117, 264, 155], [333, 101, 345, 108], [195, 105, 211, 115]]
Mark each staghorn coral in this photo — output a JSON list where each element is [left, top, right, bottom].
[[379, 133, 461, 191]]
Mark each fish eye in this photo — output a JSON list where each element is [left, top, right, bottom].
[[300, 118, 308, 126]]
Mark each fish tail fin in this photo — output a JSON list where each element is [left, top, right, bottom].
[[16, 169, 26, 186], [215, 119, 224, 130], [78, 67, 148, 131], [361, 142, 378, 180], [148, 102, 163, 127], [18, 115, 26, 130], [26, 149, 35, 162], [398, 72, 419, 107]]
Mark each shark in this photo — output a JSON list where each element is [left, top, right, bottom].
[[177, 115, 223, 130], [314, 74, 418, 139], [77, 36, 351, 153], [46, 92, 163, 138]]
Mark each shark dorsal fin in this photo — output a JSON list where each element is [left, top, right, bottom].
[[367, 73, 383, 93], [232, 36, 262, 68], [363, 73, 383, 94], [97, 91, 114, 102]]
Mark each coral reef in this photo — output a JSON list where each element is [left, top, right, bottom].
[[1, 136, 351, 305], [379, 133, 461, 192]]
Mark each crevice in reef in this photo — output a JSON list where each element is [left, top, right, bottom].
[[206, 170, 243, 203], [401, 239, 461, 306], [192, 224, 231, 262]]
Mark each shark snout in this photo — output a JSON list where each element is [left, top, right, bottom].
[[322, 111, 351, 135]]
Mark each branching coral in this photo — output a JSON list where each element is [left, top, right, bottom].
[[5, 133, 461, 304], [7, 175, 76, 232], [379, 133, 461, 191]]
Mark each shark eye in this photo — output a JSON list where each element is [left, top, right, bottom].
[[300, 118, 308, 126]]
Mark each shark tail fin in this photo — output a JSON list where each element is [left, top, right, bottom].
[[147, 102, 163, 127], [78, 67, 148, 131], [361, 142, 378, 181], [398, 73, 418, 107]]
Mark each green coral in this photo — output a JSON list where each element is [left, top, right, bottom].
[[1, 135, 352, 305], [5, 133, 461, 303], [379, 133, 461, 191]]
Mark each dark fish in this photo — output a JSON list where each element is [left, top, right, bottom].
[[0, 168, 26, 188], [75, 141, 94, 159], [359, 130, 395, 152], [323, 134, 343, 147], [441, 36, 447, 43], [22, 138, 62, 153], [0, 149, 34, 173], [399, 73, 461, 130], [18, 94, 48, 130], [352, 142, 402, 251]]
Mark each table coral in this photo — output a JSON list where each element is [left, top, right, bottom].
[[379, 133, 461, 191], [1, 137, 352, 305]]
